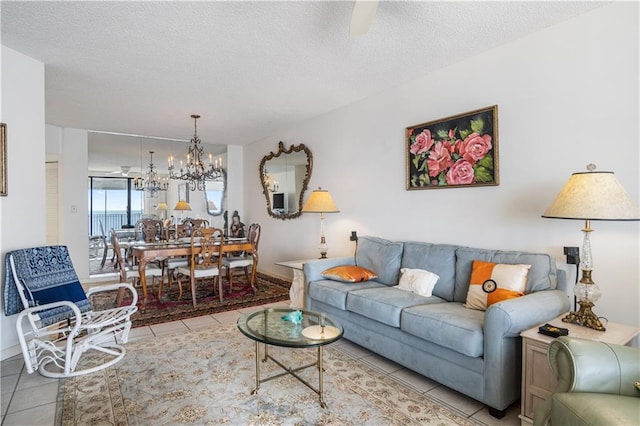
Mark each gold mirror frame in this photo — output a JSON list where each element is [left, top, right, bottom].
[[259, 142, 313, 220]]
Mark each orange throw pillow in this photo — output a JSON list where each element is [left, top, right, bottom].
[[322, 265, 378, 283]]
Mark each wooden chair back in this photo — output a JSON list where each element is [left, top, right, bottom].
[[182, 218, 210, 237], [190, 227, 224, 270], [135, 219, 164, 242], [246, 223, 261, 250], [110, 230, 129, 283]]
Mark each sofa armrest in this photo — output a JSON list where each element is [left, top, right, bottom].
[[485, 290, 570, 337], [548, 336, 640, 397], [481, 290, 570, 411], [303, 256, 355, 283]]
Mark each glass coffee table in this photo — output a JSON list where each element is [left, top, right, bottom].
[[237, 307, 343, 408]]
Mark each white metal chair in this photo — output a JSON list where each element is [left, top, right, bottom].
[[4, 245, 139, 378], [176, 227, 225, 307], [223, 223, 260, 290]]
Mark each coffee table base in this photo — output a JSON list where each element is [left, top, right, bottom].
[[251, 341, 327, 408]]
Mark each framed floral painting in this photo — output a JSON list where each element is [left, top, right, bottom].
[[406, 105, 499, 190]]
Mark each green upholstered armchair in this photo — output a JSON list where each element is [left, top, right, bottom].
[[533, 336, 640, 426]]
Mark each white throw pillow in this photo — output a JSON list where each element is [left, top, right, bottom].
[[398, 268, 440, 297]]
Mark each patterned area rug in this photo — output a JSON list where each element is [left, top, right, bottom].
[[92, 272, 292, 328], [58, 323, 478, 425]]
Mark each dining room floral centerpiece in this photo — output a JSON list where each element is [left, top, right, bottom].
[[406, 105, 499, 189]]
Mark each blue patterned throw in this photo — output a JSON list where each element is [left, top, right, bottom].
[[3, 245, 91, 326]]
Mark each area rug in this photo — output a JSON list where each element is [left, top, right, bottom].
[[93, 273, 291, 328], [58, 323, 479, 425]]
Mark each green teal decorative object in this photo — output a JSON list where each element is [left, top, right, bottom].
[[282, 310, 303, 325]]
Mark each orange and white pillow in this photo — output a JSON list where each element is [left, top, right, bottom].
[[464, 260, 530, 311]]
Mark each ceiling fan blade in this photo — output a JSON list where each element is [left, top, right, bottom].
[[350, 0, 378, 36]]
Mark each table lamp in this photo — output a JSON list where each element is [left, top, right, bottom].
[[302, 187, 340, 258], [174, 200, 192, 222], [542, 164, 639, 331], [156, 202, 168, 220]]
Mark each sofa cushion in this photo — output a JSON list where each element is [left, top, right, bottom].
[[463, 260, 530, 311], [398, 268, 439, 297], [454, 247, 558, 303], [401, 303, 485, 357], [401, 242, 457, 301], [322, 265, 378, 283], [308, 279, 385, 310], [355, 236, 404, 286], [346, 287, 444, 328]]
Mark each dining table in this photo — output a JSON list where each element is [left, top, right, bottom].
[[129, 238, 257, 309]]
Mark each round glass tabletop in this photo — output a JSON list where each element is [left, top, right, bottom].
[[237, 307, 343, 348]]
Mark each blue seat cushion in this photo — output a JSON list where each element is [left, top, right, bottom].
[[401, 303, 485, 357], [308, 279, 385, 310], [347, 287, 445, 328]]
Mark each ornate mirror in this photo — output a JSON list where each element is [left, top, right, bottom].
[[204, 171, 226, 216], [260, 142, 313, 220]]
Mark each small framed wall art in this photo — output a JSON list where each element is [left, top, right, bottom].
[[406, 105, 499, 190], [1, 123, 6, 196]]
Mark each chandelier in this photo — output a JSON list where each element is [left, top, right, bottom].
[[169, 114, 223, 191], [134, 151, 168, 198]]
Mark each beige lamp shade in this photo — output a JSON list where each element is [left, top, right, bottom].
[[302, 188, 340, 213], [542, 167, 639, 221], [156, 202, 168, 211], [174, 200, 192, 211]]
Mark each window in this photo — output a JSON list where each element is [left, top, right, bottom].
[[88, 177, 143, 236]]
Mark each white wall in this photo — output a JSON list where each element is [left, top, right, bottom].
[[1, 46, 46, 359], [243, 3, 640, 327]]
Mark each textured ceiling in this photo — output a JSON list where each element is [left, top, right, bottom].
[[3, 1, 604, 152]]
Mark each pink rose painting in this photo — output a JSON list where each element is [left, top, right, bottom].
[[406, 106, 498, 189]]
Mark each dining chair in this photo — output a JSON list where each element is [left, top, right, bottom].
[[98, 220, 112, 268], [182, 218, 210, 237], [88, 220, 111, 269], [223, 223, 260, 291], [134, 218, 164, 242], [162, 223, 190, 287], [176, 227, 225, 307], [112, 230, 163, 292]]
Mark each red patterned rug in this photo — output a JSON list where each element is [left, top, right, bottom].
[[93, 272, 291, 328]]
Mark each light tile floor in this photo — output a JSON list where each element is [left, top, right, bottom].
[[1, 301, 521, 425]]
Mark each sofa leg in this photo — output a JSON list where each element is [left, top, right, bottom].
[[488, 407, 506, 419]]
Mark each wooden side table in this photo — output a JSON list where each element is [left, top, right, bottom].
[[519, 314, 639, 425]]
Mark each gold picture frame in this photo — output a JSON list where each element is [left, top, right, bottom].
[[1, 123, 6, 196]]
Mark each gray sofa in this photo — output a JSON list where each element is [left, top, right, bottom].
[[304, 236, 570, 418]]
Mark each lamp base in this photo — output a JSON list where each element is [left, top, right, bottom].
[[562, 301, 606, 331], [318, 236, 328, 259]]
